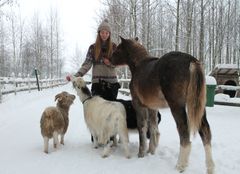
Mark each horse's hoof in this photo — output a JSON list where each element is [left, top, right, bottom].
[[147, 149, 155, 155], [102, 154, 109, 158], [207, 169, 214, 174], [207, 166, 215, 174], [176, 164, 186, 173], [125, 154, 131, 159], [138, 152, 145, 158]]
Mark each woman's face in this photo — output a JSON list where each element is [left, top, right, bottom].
[[99, 30, 110, 42]]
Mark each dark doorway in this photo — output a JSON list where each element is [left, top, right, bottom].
[[224, 80, 237, 97]]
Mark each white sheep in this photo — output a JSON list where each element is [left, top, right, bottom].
[[40, 91, 75, 153]]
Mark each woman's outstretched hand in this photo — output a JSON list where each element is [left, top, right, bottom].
[[103, 58, 111, 65], [66, 75, 71, 81]]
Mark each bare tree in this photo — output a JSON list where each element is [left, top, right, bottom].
[[9, 8, 17, 75], [68, 44, 84, 73], [198, 0, 204, 62], [0, 16, 7, 76], [0, 0, 14, 8], [30, 12, 45, 77], [175, 0, 180, 51], [185, 0, 195, 53]]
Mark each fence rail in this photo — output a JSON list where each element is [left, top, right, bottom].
[[118, 78, 131, 96], [0, 77, 67, 103]]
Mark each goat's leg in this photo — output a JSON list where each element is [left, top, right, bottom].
[[170, 105, 191, 173], [53, 131, 59, 148], [118, 122, 130, 158], [111, 135, 117, 147], [199, 110, 215, 174], [147, 109, 160, 154], [43, 137, 49, 154], [121, 139, 130, 159], [92, 134, 98, 148], [102, 141, 113, 158]]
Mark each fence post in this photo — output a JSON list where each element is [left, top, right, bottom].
[[12, 72, 17, 95], [34, 69, 40, 91], [27, 74, 31, 93]]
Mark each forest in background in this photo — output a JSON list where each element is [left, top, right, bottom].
[[0, 0, 240, 79], [99, 0, 240, 78], [0, 0, 63, 79]]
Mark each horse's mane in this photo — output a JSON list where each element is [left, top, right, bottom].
[[128, 40, 149, 63]]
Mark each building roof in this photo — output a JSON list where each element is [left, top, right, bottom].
[[209, 64, 239, 76]]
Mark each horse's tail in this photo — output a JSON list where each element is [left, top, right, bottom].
[[186, 61, 206, 135]]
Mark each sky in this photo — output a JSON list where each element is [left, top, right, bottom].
[[17, 0, 103, 71], [0, 83, 240, 174]]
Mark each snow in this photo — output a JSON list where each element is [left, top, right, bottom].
[[0, 83, 240, 174], [215, 93, 240, 103], [215, 64, 239, 69], [206, 76, 217, 85]]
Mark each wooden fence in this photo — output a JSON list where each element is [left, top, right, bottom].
[[0, 77, 67, 103]]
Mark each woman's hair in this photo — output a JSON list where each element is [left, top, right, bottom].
[[94, 32, 113, 61]]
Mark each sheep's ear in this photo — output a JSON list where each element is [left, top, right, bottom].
[[71, 95, 76, 100], [55, 93, 62, 102]]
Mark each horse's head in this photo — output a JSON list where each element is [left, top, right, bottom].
[[110, 36, 148, 66]]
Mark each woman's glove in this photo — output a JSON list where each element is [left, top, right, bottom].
[[66, 75, 72, 81]]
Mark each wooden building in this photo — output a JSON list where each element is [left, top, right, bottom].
[[209, 64, 239, 97]]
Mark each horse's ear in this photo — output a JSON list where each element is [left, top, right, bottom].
[[135, 37, 139, 41], [119, 36, 126, 43]]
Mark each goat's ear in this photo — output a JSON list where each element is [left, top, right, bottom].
[[72, 81, 76, 88], [55, 94, 62, 102]]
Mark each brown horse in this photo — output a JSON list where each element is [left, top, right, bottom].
[[110, 37, 215, 174]]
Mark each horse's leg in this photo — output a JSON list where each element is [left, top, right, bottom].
[[170, 105, 191, 173], [137, 107, 148, 157], [199, 109, 215, 174], [133, 100, 148, 157], [147, 109, 160, 154]]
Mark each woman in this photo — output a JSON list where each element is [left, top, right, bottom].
[[72, 19, 120, 101]]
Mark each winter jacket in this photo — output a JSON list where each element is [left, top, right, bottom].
[[76, 42, 118, 84]]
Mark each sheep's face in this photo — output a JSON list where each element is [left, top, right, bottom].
[[72, 77, 86, 89], [55, 91, 75, 107]]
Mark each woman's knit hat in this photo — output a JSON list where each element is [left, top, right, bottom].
[[97, 19, 111, 33]]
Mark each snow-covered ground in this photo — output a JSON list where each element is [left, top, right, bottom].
[[0, 83, 240, 174]]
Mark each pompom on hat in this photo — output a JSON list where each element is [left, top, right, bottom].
[[97, 19, 111, 33]]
